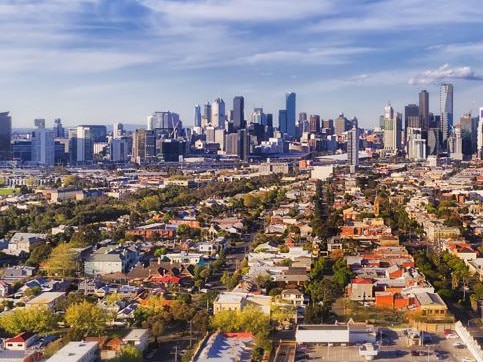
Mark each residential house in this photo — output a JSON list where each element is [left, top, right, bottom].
[[280, 288, 308, 306], [6, 233, 47, 256], [123, 329, 149, 351], [466, 258, 483, 280], [413, 292, 448, 318], [193, 332, 255, 362], [348, 278, 374, 302], [444, 242, 477, 261], [46, 341, 99, 362], [130, 223, 176, 240], [4, 332, 39, 351], [85, 337, 122, 360], [164, 252, 204, 265], [213, 292, 271, 315], [84, 246, 138, 276], [25, 292, 65, 310], [49, 188, 83, 203], [78, 279, 106, 295], [2, 266, 35, 282]]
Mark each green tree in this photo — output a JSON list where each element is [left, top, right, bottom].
[[309, 256, 326, 281], [44, 243, 78, 277], [26, 243, 52, 267], [0, 306, 58, 334], [154, 247, 167, 257], [243, 194, 260, 208], [65, 301, 108, 338], [333, 258, 353, 288], [211, 306, 270, 347], [114, 344, 143, 362]]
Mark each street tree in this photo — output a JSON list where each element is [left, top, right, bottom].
[[65, 300, 108, 338], [44, 243, 78, 277], [0, 306, 58, 335]]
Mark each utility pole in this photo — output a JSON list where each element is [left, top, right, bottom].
[[173, 345, 178, 362], [189, 319, 193, 347]]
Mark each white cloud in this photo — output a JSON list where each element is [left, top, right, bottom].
[[137, 0, 331, 22], [408, 64, 483, 85], [307, 0, 483, 33], [238, 47, 372, 65]]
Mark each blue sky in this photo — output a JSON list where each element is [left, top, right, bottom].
[[2, 0, 483, 128]]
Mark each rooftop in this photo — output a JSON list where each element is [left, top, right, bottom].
[[46, 341, 98, 362]]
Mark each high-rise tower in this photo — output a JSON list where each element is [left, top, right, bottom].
[[212, 97, 225, 128], [0, 112, 12, 161], [233, 96, 245, 130], [419, 90, 429, 132], [383, 103, 402, 153], [194, 105, 202, 128], [440, 83, 454, 151], [285, 92, 296, 138], [32, 119, 55, 166], [347, 118, 359, 172], [478, 107, 483, 159]]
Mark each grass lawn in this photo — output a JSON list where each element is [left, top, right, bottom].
[[0, 188, 18, 195]]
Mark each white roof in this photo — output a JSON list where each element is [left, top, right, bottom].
[[46, 341, 98, 362], [124, 328, 149, 341]]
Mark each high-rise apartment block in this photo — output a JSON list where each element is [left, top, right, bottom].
[[440, 83, 453, 151], [347, 121, 359, 172], [0, 112, 12, 161], [285, 92, 296, 138], [419, 90, 429, 132], [382, 103, 402, 153], [406, 128, 427, 161], [212, 97, 225, 128], [32, 119, 55, 166], [233, 96, 245, 130]]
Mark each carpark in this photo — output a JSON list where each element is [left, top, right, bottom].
[[296, 328, 477, 361]]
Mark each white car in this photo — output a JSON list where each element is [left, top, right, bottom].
[[446, 333, 459, 339], [462, 358, 475, 362], [453, 342, 466, 348]]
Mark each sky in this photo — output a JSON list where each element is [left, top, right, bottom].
[[2, 0, 483, 129]]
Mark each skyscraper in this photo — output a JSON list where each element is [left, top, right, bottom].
[[285, 92, 296, 138], [404, 104, 419, 130], [460, 113, 476, 158], [309, 115, 321, 134], [194, 105, 202, 128], [53, 118, 65, 138], [131, 129, 155, 164], [347, 120, 359, 172], [75, 126, 94, 164], [382, 103, 402, 153], [151, 111, 180, 132], [334, 113, 350, 135], [278, 110, 288, 135], [419, 90, 429, 132], [406, 128, 427, 161], [202, 102, 211, 128], [113, 123, 124, 139], [32, 119, 55, 166], [233, 96, 245, 130], [478, 107, 483, 159], [0, 112, 12, 161], [440, 83, 454, 151], [212, 97, 225, 128]]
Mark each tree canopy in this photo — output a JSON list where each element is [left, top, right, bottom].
[[65, 300, 108, 339]]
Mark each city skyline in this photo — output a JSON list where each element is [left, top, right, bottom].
[[1, 0, 483, 128]]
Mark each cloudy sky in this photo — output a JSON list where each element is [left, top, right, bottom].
[[2, 0, 483, 128]]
